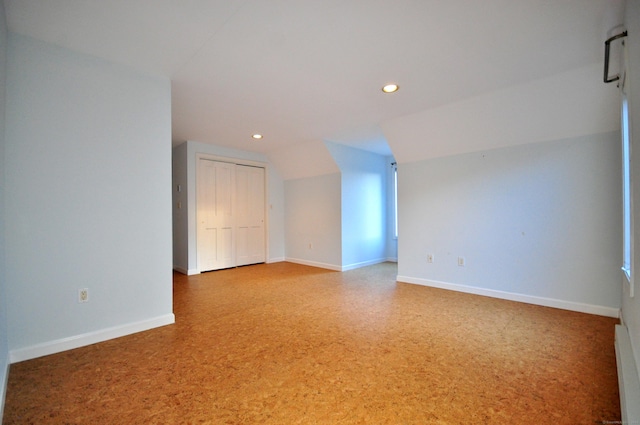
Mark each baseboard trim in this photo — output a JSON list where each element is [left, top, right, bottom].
[[9, 314, 175, 364], [285, 257, 392, 272], [267, 257, 285, 264], [0, 357, 8, 420], [342, 258, 388, 272], [615, 324, 640, 423], [285, 258, 342, 271], [173, 266, 188, 274], [396, 275, 620, 318], [173, 266, 199, 275]]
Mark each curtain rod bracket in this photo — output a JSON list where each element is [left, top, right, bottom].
[[604, 31, 628, 83]]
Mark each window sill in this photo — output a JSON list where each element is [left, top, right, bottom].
[[622, 266, 632, 283], [622, 266, 634, 298]]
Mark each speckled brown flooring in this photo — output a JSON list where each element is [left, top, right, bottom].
[[3, 262, 620, 424]]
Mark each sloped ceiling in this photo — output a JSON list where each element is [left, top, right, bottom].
[[4, 0, 623, 158]]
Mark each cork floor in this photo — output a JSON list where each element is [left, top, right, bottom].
[[3, 262, 620, 424]]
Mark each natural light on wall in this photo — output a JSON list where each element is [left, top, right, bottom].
[[394, 164, 398, 239], [620, 34, 633, 296], [622, 92, 633, 294], [362, 173, 383, 241]]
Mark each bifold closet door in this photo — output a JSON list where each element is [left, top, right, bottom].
[[197, 159, 266, 272], [196, 159, 235, 272], [236, 165, 266, 266]]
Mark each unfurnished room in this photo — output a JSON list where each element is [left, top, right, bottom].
[[0, 1, 639, 424]]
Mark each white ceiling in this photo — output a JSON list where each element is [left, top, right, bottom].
[[4, 0, 620, 156]]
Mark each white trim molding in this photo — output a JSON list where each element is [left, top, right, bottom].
[[285, 257, 342, 271], [173, 266, 199, 275], [615, 324, 640, 424], [0, 359, 8, 419], [286, 257, 391, 272], [9, 314, 175, 364], [267, 257, 285, 264], [397, 275, 620, 318], [342, 258, 388, 272]]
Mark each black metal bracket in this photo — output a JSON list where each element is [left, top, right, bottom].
[[604, 31, 628, 83]]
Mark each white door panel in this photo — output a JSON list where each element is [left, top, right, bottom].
[[197, 160, 236, 272], [197, 159, 265, 272], [236, 165, 265, 266]]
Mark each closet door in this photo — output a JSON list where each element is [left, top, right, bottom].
[[196, 159, 235, 272], [236, 165, 266, 266]]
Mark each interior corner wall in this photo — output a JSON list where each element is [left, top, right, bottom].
[[383, 63, 618, 164], [284, 173, 342, 270], [621, 0, 640, 383], [385, 155, 398, 262], [266, 140, 340, 181], [0, 1, 9, 418], [173, 140, 285, 274], [324, 141, 388, 269], [397, 132, 622, 316], [5, 34, 174, 362], [172, 142, 189, 273]]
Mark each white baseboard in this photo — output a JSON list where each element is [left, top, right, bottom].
[[9, 314, 175, 364], [397, 275, 620, 318], [285, 257, 342, 271], [173, 266, 199, 275], [0, 357, 8, 420], [173, 266, 188, 274], [615, 324, 640, 424], [267, 257, 285, 264], [386, 257, 398, 263], [285, 257, 396, 272], [342, 258, 388, 271]]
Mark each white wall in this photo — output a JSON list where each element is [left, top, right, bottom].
[[382, 64, 619, 163], [621, 0, 640, 386], [267, 140, 339, 181], [385, 155, 398, 262], [397, 132, 621, 316], [284, 173, 342, 270], [324, 141, 388, 269], [0, 1, 8, 417], [172, 140, 285, 274], [5, 35, 174, 362]]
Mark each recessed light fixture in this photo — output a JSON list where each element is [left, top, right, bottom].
[[252, 134, 263, 140], [382, 83, 399, 93]]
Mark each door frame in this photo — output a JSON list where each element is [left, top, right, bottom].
[[195, 153, 269, 273]]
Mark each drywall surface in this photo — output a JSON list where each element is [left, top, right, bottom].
[[172, 142, 189, 272], [385, 155, 398, 262], [5, 35, 174, 359], [383, 63, 619, 164], [266, 139, 340, 181], [398, 133, 621, 313], [324, 141, 388, 268], [284, 173, 342, 269]]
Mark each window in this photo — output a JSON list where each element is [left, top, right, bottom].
[[622, 91, 633, 295], [393, 164, 398, 239]]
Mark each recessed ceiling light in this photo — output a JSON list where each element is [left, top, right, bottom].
[[382, 84, 399, 93], [252, 134, 263, 139]]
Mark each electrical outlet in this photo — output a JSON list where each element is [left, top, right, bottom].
[[458, 257, 465, 267], [427, 254, 434, 263], [78, 288, 89, 303]]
